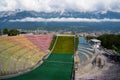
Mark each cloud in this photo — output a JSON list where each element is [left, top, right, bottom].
[[0, 0, 120, 12], [0, 0, 120, 13], [9, 17, 120, 22]]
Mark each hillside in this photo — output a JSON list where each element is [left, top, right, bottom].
[[1, 35, 75, 80]]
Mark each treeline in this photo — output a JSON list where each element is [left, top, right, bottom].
[[86, 34, 120, 53], [0, 30, 1, 35], [1, 28, 20, 36]]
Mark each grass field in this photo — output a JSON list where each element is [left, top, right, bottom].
[[46, 53, 73, 62], [52, 36, 74, 54]]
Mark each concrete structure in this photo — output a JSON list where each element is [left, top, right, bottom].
[[89, 39, 101, 49]]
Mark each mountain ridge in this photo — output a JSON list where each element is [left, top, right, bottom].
[[0, 11, 120, 22]]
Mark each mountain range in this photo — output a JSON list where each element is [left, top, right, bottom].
[[0, 10, 120, 33], [0, 11, 120, 22]]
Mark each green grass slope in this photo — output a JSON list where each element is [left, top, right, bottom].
[[6, 54, 73, 80], [52, 36, 74, 54]]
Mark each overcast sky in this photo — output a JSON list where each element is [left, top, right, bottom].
[[0, 0, 120, 13]]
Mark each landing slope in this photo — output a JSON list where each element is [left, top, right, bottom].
[[53, 36, 74, 54]]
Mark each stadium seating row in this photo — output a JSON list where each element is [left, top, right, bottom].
[[26, 35, 53, 52], [0, 35, 52, 76], [77, 37, 94, 63]]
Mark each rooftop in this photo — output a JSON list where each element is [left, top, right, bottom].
[[90, 39, 101, 43]]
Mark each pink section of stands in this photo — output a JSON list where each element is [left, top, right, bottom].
[[26, 35, 53, 52]]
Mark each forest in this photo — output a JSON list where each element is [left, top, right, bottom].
[[86, 34, 120, 53]]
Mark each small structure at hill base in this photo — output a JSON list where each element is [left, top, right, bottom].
[[89, 39, 101, 49]]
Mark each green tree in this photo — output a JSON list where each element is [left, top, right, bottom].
[[3, 28, 9, 34], [85, 34, 120, 53], [8, 29, 20, 36], [97, 34, 120, 53], [0, 29, 1, 35]]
